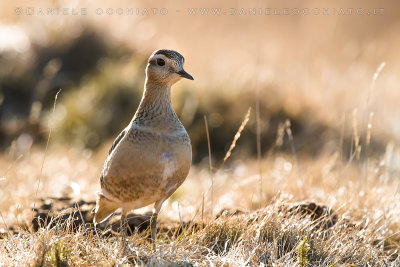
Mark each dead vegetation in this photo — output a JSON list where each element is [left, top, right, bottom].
[[1, 197, 399, 266], [1, 145, 400, 265], [1, 0, 400, 266]]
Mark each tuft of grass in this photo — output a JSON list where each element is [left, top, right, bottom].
[[197, 216, 246, 254], [296, 236, 310, 267], [48, 238, 69, 267]]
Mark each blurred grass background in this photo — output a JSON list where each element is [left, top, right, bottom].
[[1, 2, 400, 264], [1, 0, 400, 164]]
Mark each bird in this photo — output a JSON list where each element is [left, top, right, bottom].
[[93, 49, 193, 252]]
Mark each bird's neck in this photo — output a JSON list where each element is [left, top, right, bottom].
[[135, 79, 174, 119]]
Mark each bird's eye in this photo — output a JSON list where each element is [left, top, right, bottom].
[[156, 58, 165, 66]]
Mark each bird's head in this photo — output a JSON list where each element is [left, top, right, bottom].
[[146, 49, 194, 86]]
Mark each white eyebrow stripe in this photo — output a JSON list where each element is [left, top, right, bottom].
[[150, 53, 184, 69], [152, 54, 167, 60]]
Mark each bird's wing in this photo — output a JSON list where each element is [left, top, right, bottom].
[[107, 128, 127, 156], [103, 127, 164, 178]]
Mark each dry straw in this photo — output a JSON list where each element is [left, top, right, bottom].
[[362, 61, 385, 159], [256, 90, 263, 207], [352, 109, 361, 160], [367, 62, 386, 107], [222, 107, 251, 166], [32, 89, 62, 217], [202, 108, 251, 218], [204, 115, 214, 218], [366, 112, 374, 147]]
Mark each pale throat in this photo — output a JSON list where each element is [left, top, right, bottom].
[[135, 77, 174, 120]]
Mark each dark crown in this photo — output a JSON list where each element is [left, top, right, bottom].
[[154, 49, 185, 63]]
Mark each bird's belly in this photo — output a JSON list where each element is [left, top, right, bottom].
[[101, 138, 191, 204]]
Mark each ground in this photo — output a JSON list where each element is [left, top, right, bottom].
[[0, 145, 399, 266], [1, 1, 400, 265]]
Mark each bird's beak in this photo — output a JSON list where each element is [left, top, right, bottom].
[[177, 69, 194, 80]]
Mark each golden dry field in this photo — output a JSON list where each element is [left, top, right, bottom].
[[1, 0, 400, 266]]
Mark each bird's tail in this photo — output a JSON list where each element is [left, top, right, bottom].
[[93, 191, 119, 225]]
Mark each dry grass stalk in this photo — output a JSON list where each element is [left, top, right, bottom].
[[285, 120, 301, 180], [204, 115, 213, 172], [368, 62, 386, 107], [352, 109, 361, 160], [256, 90, 263, 208], [366, 112, 374, 148], [361, 62, 386, 160], [339, 112, 346, 162], [275, 122, 286, 147], [204, 115, 214, 218], [222, 107, 251, 166], [1, 154, 23, 182], [32, 89, 62, 218], [201, 193, 205, 228]]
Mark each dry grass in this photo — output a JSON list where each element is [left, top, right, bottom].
[[1, 0, 400, 266], [1, 142, 400, 265], [1, 196, 399, 266]]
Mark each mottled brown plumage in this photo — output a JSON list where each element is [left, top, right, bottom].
[[93, 49, 193, 251]]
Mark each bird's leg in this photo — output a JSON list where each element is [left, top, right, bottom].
[[150, 212, 158, 251], [120, 209, 127, 256], [151, 200, 163, 251]]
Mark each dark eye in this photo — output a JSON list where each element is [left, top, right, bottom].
[[156, 58, 165, 66]]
